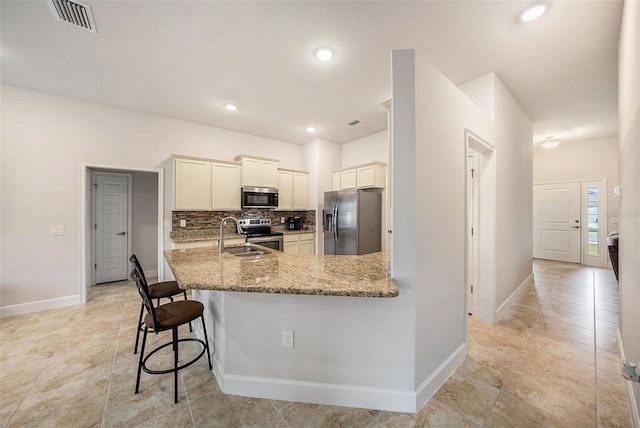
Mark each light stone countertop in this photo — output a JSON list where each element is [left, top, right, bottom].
[[170, 233, 245, 243], [164, 245, 398, 298]]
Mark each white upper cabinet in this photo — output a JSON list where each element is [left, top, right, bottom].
[[333, 162, 386, 191], [172, 155, 241, 211], [235, 155, 278, 188], [211, 162, 241, 210], [292, 172, 308, 210], [277, 170, 293, 209], [356, 164, 385, 189], [277, 169, 308, 210], [340, 170, 357, 190], [174, 158, 211, 210]]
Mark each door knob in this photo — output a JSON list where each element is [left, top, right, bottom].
[[117, 231, 126, 235], [571, 226, 580, 229]]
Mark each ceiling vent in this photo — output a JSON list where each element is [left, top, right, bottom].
[[47, 0, 96, 33], [345, 119, 361, 126]]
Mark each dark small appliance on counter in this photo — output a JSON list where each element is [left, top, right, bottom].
[[285, 216, 302, 230]]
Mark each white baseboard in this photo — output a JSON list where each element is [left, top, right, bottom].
[[496, 272, 533, 321], [0, 295, 81, 318], [209, 340, 466, 414], [618, 330, 640, 428], [415, 342, 467, 411]]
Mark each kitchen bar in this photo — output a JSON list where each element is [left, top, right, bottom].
[[163, 245, 398, 298]]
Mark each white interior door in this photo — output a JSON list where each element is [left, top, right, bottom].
[[95, 174, 130, 283], [467, 153, 479, 315], [533, 182, 581, 263]]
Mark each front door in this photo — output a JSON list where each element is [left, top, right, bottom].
[[95, 174, 130, 283], [533, 182, 581, 263]]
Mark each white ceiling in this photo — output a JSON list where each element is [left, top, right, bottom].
[[1, 1, 623, 146]]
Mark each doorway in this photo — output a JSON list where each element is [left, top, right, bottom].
[[81, 165, 163, 303], [465, 129, 497, 324]]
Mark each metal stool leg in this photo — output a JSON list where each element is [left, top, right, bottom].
[[172, 327, 179, 404], [134, 303, 144, 354], [136, 327, 148, 394], [200, 315, 213, 369]]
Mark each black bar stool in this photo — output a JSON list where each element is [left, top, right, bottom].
[[130, 267, 212, 404], [129, 254, 190, 354]]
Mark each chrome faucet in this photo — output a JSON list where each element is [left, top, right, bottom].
[[219, 216, 243, 255]]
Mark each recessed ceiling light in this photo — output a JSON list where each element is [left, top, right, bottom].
[[540, 136, 560, 149], [315, 48, 333, 61], [224, 103, 238, 111], [306, 126, 317, 133], [520, 4, 546, 22]]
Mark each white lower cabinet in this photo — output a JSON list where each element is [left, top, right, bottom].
[[284, 232, 315, 255]]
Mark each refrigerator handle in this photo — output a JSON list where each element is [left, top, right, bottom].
[[333, 204, 338, 241]]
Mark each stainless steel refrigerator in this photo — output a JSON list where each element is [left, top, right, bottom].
[[323, 190, 382, 255]]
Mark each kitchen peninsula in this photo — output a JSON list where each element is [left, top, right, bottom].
[[164, 245, 398, 298]]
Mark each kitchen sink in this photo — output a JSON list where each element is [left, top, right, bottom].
[[225, 245, 270, 258]]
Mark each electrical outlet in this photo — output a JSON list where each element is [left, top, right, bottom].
[[50, 226, 65, 236], [180, 219, 187, 227], [280, 217, 285, 224], [282, 330, 294, 348]]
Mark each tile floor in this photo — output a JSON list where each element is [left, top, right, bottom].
[[0, 260, 633, 427]]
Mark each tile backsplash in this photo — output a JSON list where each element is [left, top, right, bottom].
[[171, 209, 316, 236]]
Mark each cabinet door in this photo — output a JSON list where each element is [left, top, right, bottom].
[[332, 172, 341, 191], [299, 233, 315, 255], [175, 159, 211, 210], [356, 166, 375, 188], [277, 170, 293, 210], [284, 240, 299, 255], [262, 161, 279, 188], [341, 169, 357, 190], [292, 172, 308, 210], [212, 163, 241, 210], [242, 158, 263, 187]]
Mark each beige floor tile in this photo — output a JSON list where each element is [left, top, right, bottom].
[[538, 307, 595, 330], [596, 332, 619, 353], [458, 342, 520, 389], [544, 298, 595, 317], [277, 402, 378, 428], [433, 370, 501, 425], [374, 398, 479, 427], [503, 348, 596, 427], [190, 389, 279, 427], [533, 316, 595, 347], [525, 331, 595, 367], [135, 403, 194, 428], [484, 390, 564, 428], [597, 318, 619, 336]]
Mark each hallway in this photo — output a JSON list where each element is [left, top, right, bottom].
[[0, 260, 632, 426]]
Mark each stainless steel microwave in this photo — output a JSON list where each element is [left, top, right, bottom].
[[241, 186, 279, 209]]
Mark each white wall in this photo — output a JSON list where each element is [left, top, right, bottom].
[[0, 84, 304, 311], [533, 136, 620, 235], [618, 0, 640, 421], [341, 131, 389, 168], [408, 51, 495, 403], [131, 171, 158, 275], [460, 73, 534, 318], [302, 138, 342, 254], [341, 130, 390, 251], [492, 76, 534, 307]]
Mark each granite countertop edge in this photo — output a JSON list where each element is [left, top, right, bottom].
[[170, 229, 316, 243], [164, 247, 397, 298]]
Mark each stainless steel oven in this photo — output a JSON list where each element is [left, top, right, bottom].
[[237, 218, 283, 251], [246, 234, 283, 251]]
